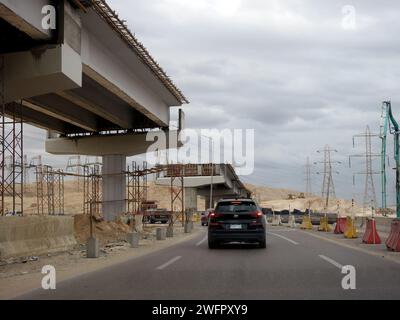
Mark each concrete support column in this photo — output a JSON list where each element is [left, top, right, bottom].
[[184, 187, 198, 211], [102, 155, 126, 221]]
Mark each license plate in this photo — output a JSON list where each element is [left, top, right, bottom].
[[230, 224, 242, 230]]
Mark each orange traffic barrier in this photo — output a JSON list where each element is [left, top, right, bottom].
[[334, 217, 347, 234], [362, 218, 381, 244], [386, 219, 400, 252]]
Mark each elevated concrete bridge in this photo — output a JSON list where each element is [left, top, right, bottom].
[[0, 0, 187, 220], [155, 164, 252, 210]]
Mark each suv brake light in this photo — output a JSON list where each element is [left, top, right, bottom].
[[250, 211, 263, 218]]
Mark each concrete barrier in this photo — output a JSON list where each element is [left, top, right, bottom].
[[0, 216, 77, 259], [166, 226, 174, 238], [127, 232, 140, 248], [184, 221, 194, 233], [287, 215, 296, 228], [271, 215, 282, 226], [86, 237, 99, 258], [156, 227, 166, 240]]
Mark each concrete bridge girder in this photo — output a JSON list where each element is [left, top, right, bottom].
[[1, 0, 185, 134]]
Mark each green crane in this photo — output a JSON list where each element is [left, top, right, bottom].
[[380, 101, 400, 218]]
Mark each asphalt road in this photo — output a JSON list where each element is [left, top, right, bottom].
[[17, 227, 400, 299]]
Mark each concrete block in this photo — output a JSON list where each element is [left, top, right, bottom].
[[184, 222, 192, 233], [271, 215, 282, 226], [86, 237, 99, 258], [156, 228, 166, 240], [287, 215, 296, 228], [166, 226, 174, 238], [127, 232, 139, 248], [134, 214, 144, 233]]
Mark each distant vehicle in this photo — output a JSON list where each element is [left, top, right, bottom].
[[200, 209, 214, 226], [208, 198, 266, 249], [201, 208, 214, 226], [143, 209, 170, 224]]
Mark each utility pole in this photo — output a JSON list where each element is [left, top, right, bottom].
[[315, 145, 340, 207], [304, 157, 312, 196], [349, 125, 380, 215]]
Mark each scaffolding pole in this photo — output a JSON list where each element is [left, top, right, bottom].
[[83, 164, 101, 216], [170, 164, 184, 227]]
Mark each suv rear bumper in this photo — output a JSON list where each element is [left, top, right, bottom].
[[209, 230, 265, 242]]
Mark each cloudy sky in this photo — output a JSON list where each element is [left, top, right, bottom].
[[25, 0, 400, 206]]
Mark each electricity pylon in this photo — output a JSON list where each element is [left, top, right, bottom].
[[350, 125, 380, 215], [315, 145, 340, 210], [304, 157, 313, 196]]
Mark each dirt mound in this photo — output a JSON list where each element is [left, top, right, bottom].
[[245, 183, 300, 201], [74, 214, 131, 245]]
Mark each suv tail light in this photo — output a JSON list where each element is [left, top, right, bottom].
[[250, 211, 263, 218]]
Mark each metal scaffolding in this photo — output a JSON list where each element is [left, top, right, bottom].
[[66, 155, 84, 191], [0, 55, 24, 216], [127, 161, 149, 214], [169, 164, 184, 227], [35, 165, 65, 215], [83, 163, 102, 216], [127, 161, 138, 214]]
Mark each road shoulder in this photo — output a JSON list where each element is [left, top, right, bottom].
[[0, 226, 204, 299]]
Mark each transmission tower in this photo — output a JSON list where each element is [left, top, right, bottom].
[[315, 145, 340, 208], [349, 125, 380, 213], [304, 157, 313, 196]]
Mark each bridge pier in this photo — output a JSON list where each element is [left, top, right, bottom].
[[102, 155, 126, 221], [184, 188, 198, 211]]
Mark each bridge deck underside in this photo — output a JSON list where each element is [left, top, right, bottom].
[[7, 72, 161, 135]]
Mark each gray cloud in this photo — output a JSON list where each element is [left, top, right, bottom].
[[22, 0, 400, 206]]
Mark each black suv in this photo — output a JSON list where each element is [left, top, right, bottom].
[[208, 198, 266, 249]]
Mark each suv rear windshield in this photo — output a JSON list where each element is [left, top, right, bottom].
[[215, 201, 257, 213]]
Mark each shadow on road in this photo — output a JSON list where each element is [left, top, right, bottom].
[[213, 243, 264, 250]]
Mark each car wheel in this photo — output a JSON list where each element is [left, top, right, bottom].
[[208, 238, 218, 249], [201, 223, 204, 226], [259, 238, 266, 249]]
